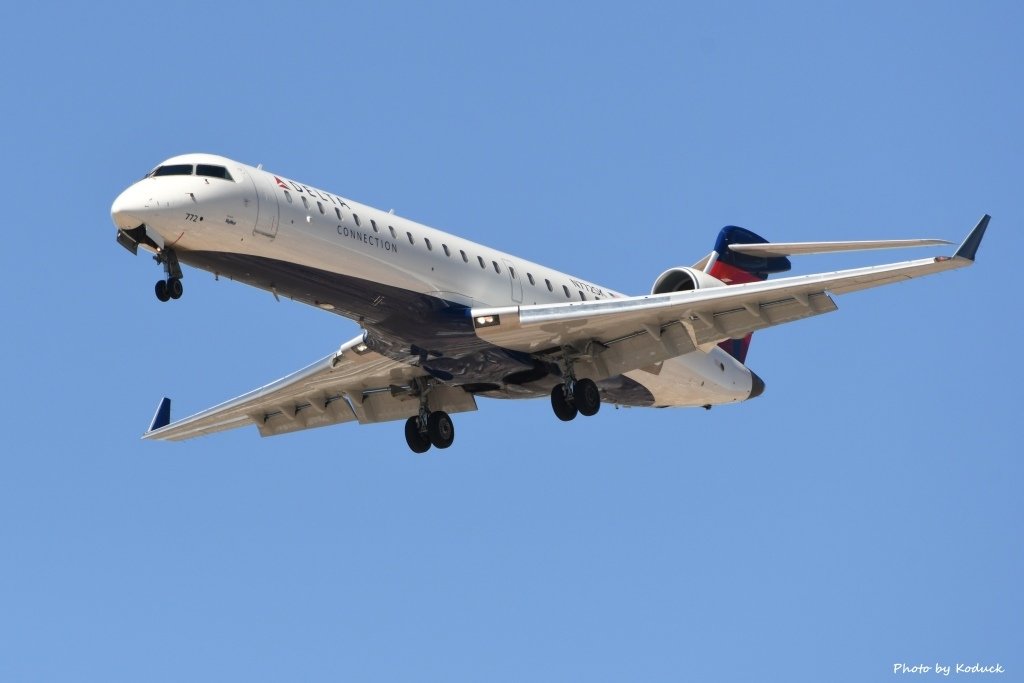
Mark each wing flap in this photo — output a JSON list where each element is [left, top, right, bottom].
[[252, 395, 359, 438], [571, 292, 838, 380], [710, 292, 839, 342]]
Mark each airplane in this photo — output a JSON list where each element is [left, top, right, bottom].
[[110, 153, 988, 453]]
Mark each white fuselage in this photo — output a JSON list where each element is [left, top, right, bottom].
[[111, 153, 756, 407]]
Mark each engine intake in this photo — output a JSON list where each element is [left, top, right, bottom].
[[651, 267, 726, 294]]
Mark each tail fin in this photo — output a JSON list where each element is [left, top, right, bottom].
[[707, 226, 792, 363]]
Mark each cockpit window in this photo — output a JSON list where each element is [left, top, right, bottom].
[[196, 164, 234, 181], [150, 164, 193, 177]]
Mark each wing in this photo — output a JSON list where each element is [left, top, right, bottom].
[[143, 334, 477, 441], [471, 216, 988, 379]]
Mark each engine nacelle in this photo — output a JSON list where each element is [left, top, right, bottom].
[[651, 267, 727, 295]]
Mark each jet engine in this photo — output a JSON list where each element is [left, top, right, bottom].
[[651, 267, 727, 295]]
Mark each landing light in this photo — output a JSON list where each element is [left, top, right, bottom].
[[352, 342, 370, 354], [475, 314, 500, 328]]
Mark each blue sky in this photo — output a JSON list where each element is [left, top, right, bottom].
[[1, 2, 1020, 681]]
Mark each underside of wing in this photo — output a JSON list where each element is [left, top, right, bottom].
[[143, 334, 477, 441]]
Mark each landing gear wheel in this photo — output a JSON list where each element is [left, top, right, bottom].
[[168, 277, 183, 300], [427, 410, 455, 449], [155, 279, 170, 302], [551, 384, 578, 422], [404, 416, 431, 454], [574, 378, 601, 417]]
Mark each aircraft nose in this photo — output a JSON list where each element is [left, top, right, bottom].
[[111, 185, 155, 229], [111, 187, 138, 229]]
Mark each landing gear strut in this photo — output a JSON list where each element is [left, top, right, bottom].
[[549, 349, 601, 422], [153, 248, 183, 302], [403, 378, 456, 453]]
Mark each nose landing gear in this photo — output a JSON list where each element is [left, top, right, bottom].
[[153, 248, 184, 302]]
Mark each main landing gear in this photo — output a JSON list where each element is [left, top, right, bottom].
[[403, 378, 455, 453], [549, 349, 601, 422], [153, 248, 184, 302], [404, 410, 454, 453], [550, 378, 601, 422]]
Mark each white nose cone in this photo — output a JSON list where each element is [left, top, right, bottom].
[[111, 188, 136, 229], [111, 186, 153, 229]]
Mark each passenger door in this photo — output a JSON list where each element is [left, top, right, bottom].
[[250, 171, 280, 238]]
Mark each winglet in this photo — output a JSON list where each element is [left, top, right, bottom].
[[148, 397, 172, 433], [955, 214, 990, 261]]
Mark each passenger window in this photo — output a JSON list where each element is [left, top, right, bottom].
[[354, 214, 361, 226], [460, 250, 468, 262], [492, 261, 501, 274], [425, 238, 433, 251], [371, 219, 379, 232], [407, 232, 415, 245], [389, 226, 397, 239], [442, 244, 450, 257], [563, 285, 570, 298], [302, 196, 309, 209], [317, 201, 325, 215], [545, 279, 553, 292], [478, 256, 486, 268], [579, 291, 586, 301], [335, 207, 341, 219], [285, 190, 292, 203], [527, 273, 535, 285], [509, 267, 517, 279]]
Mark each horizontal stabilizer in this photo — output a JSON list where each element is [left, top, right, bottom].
[[729, 238, 951, 258]]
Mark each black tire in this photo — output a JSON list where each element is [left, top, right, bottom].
[[168, 277, 183, 300], [574, 378, 601, 417], [551, 384, 578, 422], [404, 416, 431, 453], [155, 279, 170, 302], [427, 411, 455, 449]]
